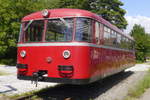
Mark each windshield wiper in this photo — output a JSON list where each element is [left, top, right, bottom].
[[59, 18, 70, 27], [24, 20, 33, 31]]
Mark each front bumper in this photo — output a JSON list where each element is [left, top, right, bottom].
[[17, 75, 90, 85]]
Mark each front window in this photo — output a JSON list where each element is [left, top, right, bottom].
[[21, 18, 73, 43], [20, 18, 93, 43], [75, 18, 92, 42], [24, 20, 44, 42], [46, 18, 73, 42]]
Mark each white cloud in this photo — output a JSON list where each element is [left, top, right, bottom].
[[124, 16, 150, 34]]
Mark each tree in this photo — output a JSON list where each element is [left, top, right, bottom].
[[143, 34, 150, 59], [57, 0, 127, 29], [130, 24, 150, 62], [0, 0, 59, 64], [92, 0, 127, 29], [58, 0, 91, 10]]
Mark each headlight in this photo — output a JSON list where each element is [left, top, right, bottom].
[[20, 50, 26, 58], [63, 50, 71, 59], [42, 9, 49, 17]]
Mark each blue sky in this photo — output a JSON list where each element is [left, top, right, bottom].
[[121, 0, 150, 17], [121, 0, 150, 33]]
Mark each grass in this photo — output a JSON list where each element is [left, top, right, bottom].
[[124, 69, 150, 100], [136, 60, 145, 64], [0, 59, 16, 66], [10, 90, 37, 99], [0, 71, 9, 76]]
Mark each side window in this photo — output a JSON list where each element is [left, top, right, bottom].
[[111, 30, 117, 47], [104, 26, 110, 45], [121, 36, 128, 49], [116, 33, 121, 48], [131, 41, 135, 50], [126, 38, 130, 50], [121, 36, 125, 49], [125, 38, 128, 49], [107, 28, 111, 45], [95, 22, 100, 44], [75, 18, 92, 42]]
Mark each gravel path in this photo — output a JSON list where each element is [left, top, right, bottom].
[[0, 63, 150, 100], [97, 63, 150, 100], [95, 71, 146, 100]]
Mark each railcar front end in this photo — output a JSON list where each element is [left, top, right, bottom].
[[17, 10, 95, 84]]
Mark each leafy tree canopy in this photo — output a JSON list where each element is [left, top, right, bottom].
[[57, 0, 127, 29], [0, 0, 59, 59], [130, 24, 150, 62]]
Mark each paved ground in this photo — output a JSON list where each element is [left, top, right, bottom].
[[139, 88, 150, 100], [126, 63, 150, 71], [0, 63, 150, 100], [0, 65, 58, 96]]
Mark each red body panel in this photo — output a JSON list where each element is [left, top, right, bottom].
[[18, 44, 91, 79], [17, 42, 135, 82]]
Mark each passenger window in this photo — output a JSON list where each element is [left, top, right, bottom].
[[116, 33, 121, 48], [128, 39, 135, 50], [104, 26, 111, 46], [131, 41, 135, 50], [95, 22, 100, 44], [120, 36, 124, 48], [75, 18, 92, 42], [110, 31, 117, 47], [126, 39, 130, 50], [121, 36, 127, 49]]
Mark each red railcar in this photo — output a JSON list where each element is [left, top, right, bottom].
[[17, 9, 135, 84]]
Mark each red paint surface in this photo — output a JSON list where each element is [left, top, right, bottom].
[[18, 45, 91, 79], [17, 44, 135, 81]]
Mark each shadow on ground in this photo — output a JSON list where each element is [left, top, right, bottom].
[[0, 85, 17, 93], [32, 71, 134, 100]]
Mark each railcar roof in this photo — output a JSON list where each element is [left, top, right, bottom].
[[22, 8, 133, 40]]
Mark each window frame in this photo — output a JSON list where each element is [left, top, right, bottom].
[[20, 18, 75, 43], [45, 18, 74, 42], [75, 17, 93, 43], [22, 20, 45, 43], [95, 21, 100, 44]]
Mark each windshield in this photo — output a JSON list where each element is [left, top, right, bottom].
[[21, 18, 73, 43], [45, 18, 73, 42], [23, 20, 44, 42]]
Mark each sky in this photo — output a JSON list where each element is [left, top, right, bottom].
[[121, 0, 150, 33]]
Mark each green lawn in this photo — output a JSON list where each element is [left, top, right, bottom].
[[0, 71, 9, 76]]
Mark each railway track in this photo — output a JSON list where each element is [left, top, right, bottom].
[[14, 95, 34, 100], [12, 71, 139, 100]]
